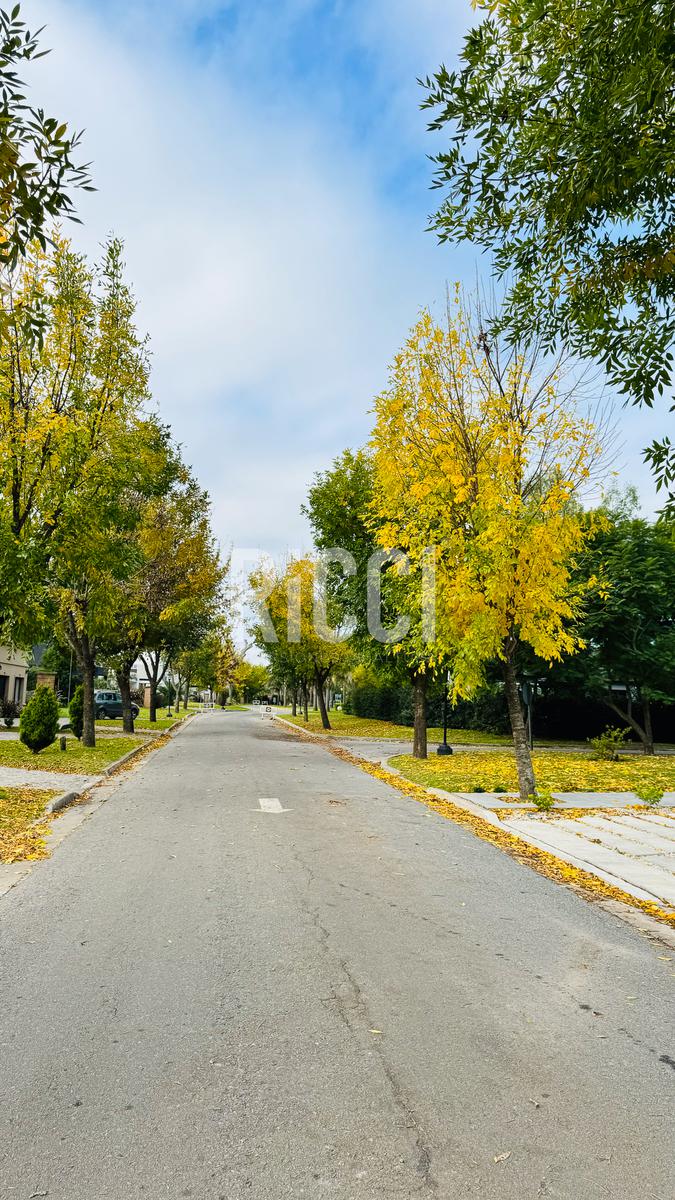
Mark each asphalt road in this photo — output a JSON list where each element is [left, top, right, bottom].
[[1, 710, 673, 1199]]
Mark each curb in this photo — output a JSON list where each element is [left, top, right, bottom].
[[380, 757, 505, 829], [277, 714, 675, 942], [43, 714, 198, 817], [273, 714, 327, 739], [45, 786, 97, 814]]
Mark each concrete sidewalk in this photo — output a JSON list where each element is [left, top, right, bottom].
[[501, 808, 675, 909], [0, 765, 101, 792]]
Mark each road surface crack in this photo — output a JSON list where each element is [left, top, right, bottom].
[[291, 847, 437, 1191]]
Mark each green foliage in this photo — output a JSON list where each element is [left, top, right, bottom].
[[588, 726, 629, 762], [531, 790, 555, 812], [69, 685, 84, 740], [1, 698, 19, 728], [303, 449, 376, 641], [234, 662, 270, 702], [39, 644, 82, 697], [19, 686, 59, 754], [635, 786, 664, 806], [0, 6, 92, 269], [539, 510, 675, 749], [422, 0, 675, 507]]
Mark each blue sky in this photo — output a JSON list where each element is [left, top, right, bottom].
[[28, 0, 669, 575]]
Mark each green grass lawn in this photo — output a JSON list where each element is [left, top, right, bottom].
[[282, 709, 511, 744], [0, 735, 145, 775], [95, 708, 189, 731], [391, 750, 675, 797], [0, 786, 58, 862]]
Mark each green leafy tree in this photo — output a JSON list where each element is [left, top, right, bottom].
[[37, 642, 81, 698], [554, 508, 675, 754], [44, 241, 157, 747], [0, 6, 91, 272], [136, 480, 224, 723], [233, 661, 270, 703], [0, 234, 151, 650], [303, 448, 436, 756], [422, 0, 675, 506], [19, 684, 59, 753]]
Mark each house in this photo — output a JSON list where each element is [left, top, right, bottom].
[[0, 647, 29, 707]]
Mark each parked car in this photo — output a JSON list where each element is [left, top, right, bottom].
[[94, 690, 140, 720]]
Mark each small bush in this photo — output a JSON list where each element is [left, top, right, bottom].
[[1, 698, 20, 728], [19, 686, 59, 754], [635, 786, 663, 807], [531, 790, 555, 811], [588, 726, 629, 761], [69, 685, 84, 739]]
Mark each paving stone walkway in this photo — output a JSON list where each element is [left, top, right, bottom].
[[502, 808, 675, 909]]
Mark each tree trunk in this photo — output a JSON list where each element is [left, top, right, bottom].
[[605, 697, 652, 754], [67, 614, 96, 748], [411, 671, 427, 760], [291, 687, 298, 717], [116, 668, 135, 734], [303, 684, 309, 722], [503, 655, 535, 800], [641, 693, 655, 755], [141, 651, 170, 723], [81, 660, 96, 748], [315, 671, 331, 731], [183, 674, 191, 711]]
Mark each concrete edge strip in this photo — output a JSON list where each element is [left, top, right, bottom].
[[497, 821, 672, 910], [273, 714, 328, 740]]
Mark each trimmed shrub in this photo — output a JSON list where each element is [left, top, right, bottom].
[[19, 685, 59, 754], [1, 697, 20, 728], [69, 685, 84, 740]]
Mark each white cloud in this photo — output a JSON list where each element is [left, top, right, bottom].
[[27, 0, 471, 553], [25, 0, 667, 583]]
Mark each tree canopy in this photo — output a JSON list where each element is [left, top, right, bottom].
[[422, 0, 675, 505], [0, 5, 92, 272], [370, 299, 603, 795]]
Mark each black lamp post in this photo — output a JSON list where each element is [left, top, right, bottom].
[[437, 671, 453, 756]]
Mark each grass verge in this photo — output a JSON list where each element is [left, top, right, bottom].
[[282, 710, 510, 744], [0, 787, 58, 863], [0, 735, 145, 774], [391, 750, 675, 796]]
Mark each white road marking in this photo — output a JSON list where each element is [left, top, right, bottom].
[[257, 798, 290, 814]]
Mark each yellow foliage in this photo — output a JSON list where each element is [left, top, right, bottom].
[[0, 787, 56, 864], [391, 750, 675, 797], [370, 302, 602, 697]]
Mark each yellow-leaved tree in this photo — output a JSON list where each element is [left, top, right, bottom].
[[370, 298, 605, 800], [251, 556, 352, 730]]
